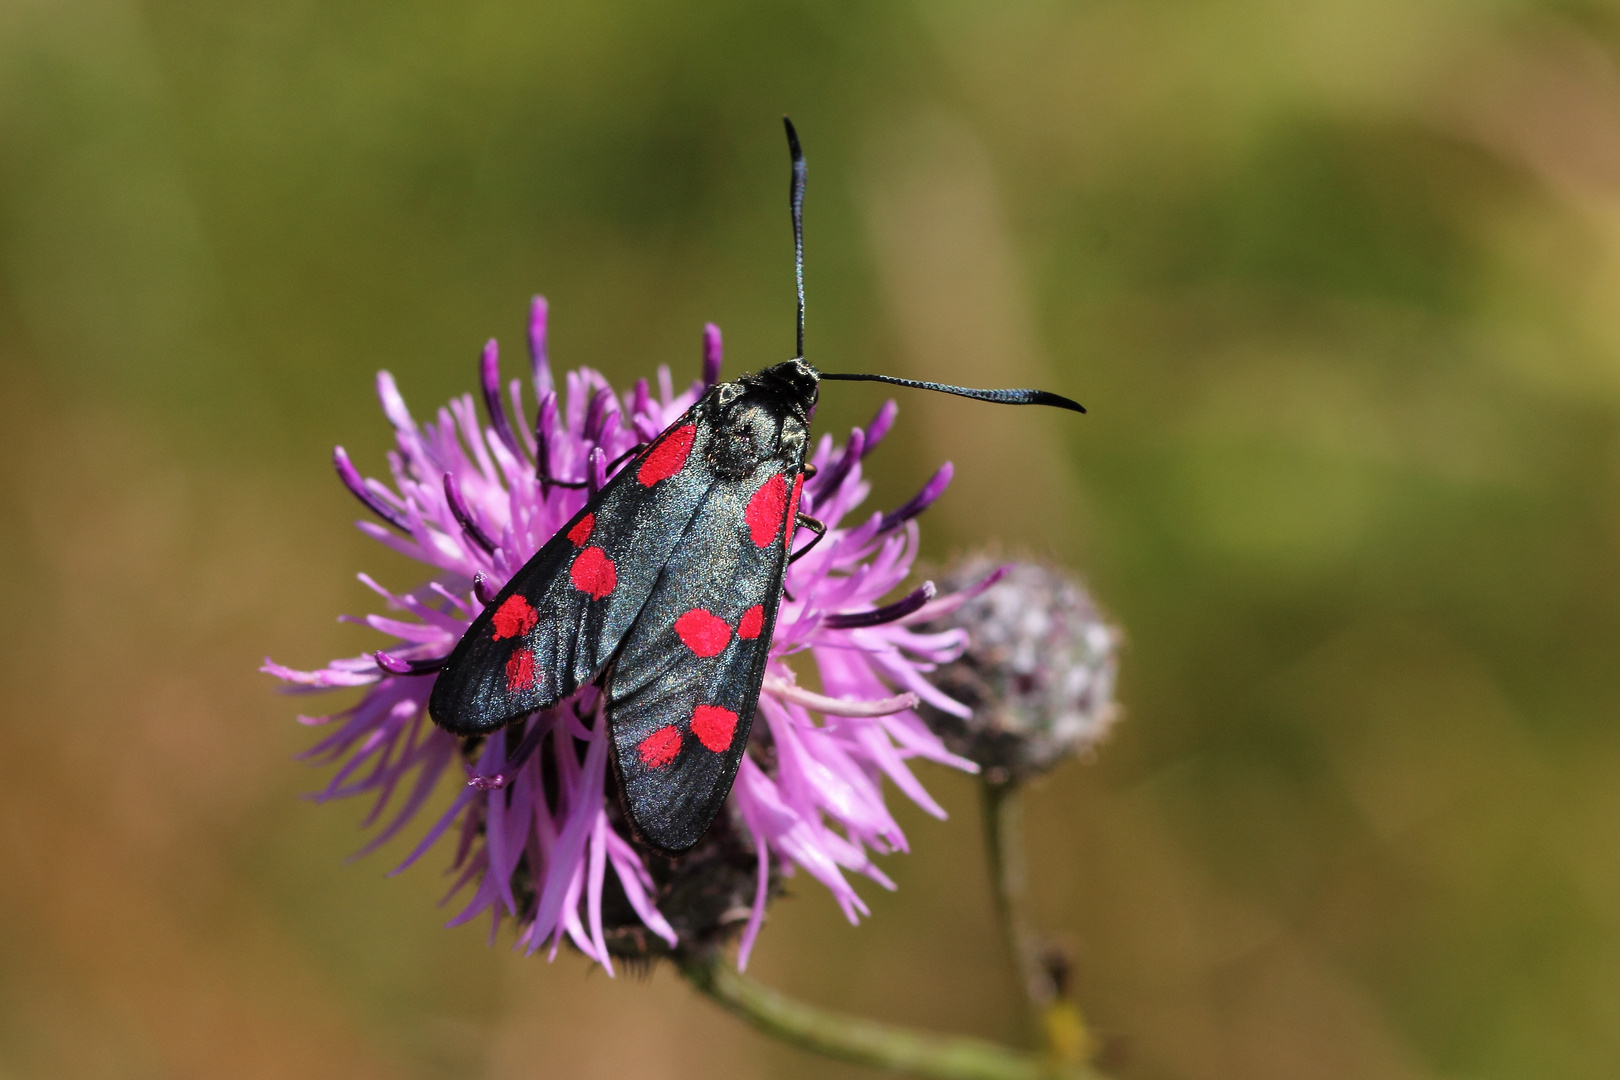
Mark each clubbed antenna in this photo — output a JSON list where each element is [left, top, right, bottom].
[[819, 372, 1086, 413], [785, 116, 806, 359], [781, 118, 1084, 415]]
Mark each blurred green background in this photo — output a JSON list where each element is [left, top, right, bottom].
[[3, 0, 1620, 1077]]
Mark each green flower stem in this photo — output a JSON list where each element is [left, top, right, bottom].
[[983, 778, 1096, 1064], [981, 777, 1046, 1019], [676, 949, 1107, 1080]]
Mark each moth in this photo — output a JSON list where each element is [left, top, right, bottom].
[[428, 118, 1084, 854]]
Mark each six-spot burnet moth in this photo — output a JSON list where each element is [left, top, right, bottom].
[[427, 118, 1085, 854]]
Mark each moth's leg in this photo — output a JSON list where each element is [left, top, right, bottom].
[[466, 714, 547, 791], [538, 430, 586, 489], [801, 462, 819, 480], [788, 514, 826, 565], [604, 442, 649, 477], [374, 650, 446, 675], [539, 443, 645, 492]]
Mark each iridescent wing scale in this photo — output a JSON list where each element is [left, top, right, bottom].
[[606, 462, 806, 852], [428, 415, 711, 734], [429, 386, 809, 854]]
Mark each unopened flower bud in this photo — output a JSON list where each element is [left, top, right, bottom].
[[922, 557, 1120, 784]]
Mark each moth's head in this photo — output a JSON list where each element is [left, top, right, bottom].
[[744, 358, 820, 421]]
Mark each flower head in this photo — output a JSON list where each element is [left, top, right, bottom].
[[920, 557, 1120, 785], [265, 299, 985, 972]]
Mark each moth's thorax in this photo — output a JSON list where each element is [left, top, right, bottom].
[[703, 362, 816, 477], [739, 359, 818, 419]]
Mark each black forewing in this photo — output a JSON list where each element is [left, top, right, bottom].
[[428, 415, 714, 735], [607, 459, 806, 853]]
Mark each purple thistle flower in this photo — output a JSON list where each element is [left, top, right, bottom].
[[264, 297, 984, 972]]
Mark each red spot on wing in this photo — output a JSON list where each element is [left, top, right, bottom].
[[567, 513, 595, 546], [745, 474, 788, 547], [737, 604, 765, 640], [691, 704, 739, 753], [491, 595, 538, 640], [637, 725, 683, 768], [504, 648, 537, 691], [637, 424, 697, 486], [674, 608, 731, 657], [570, 546, 617, 599], [785, 473, 804, 548]]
